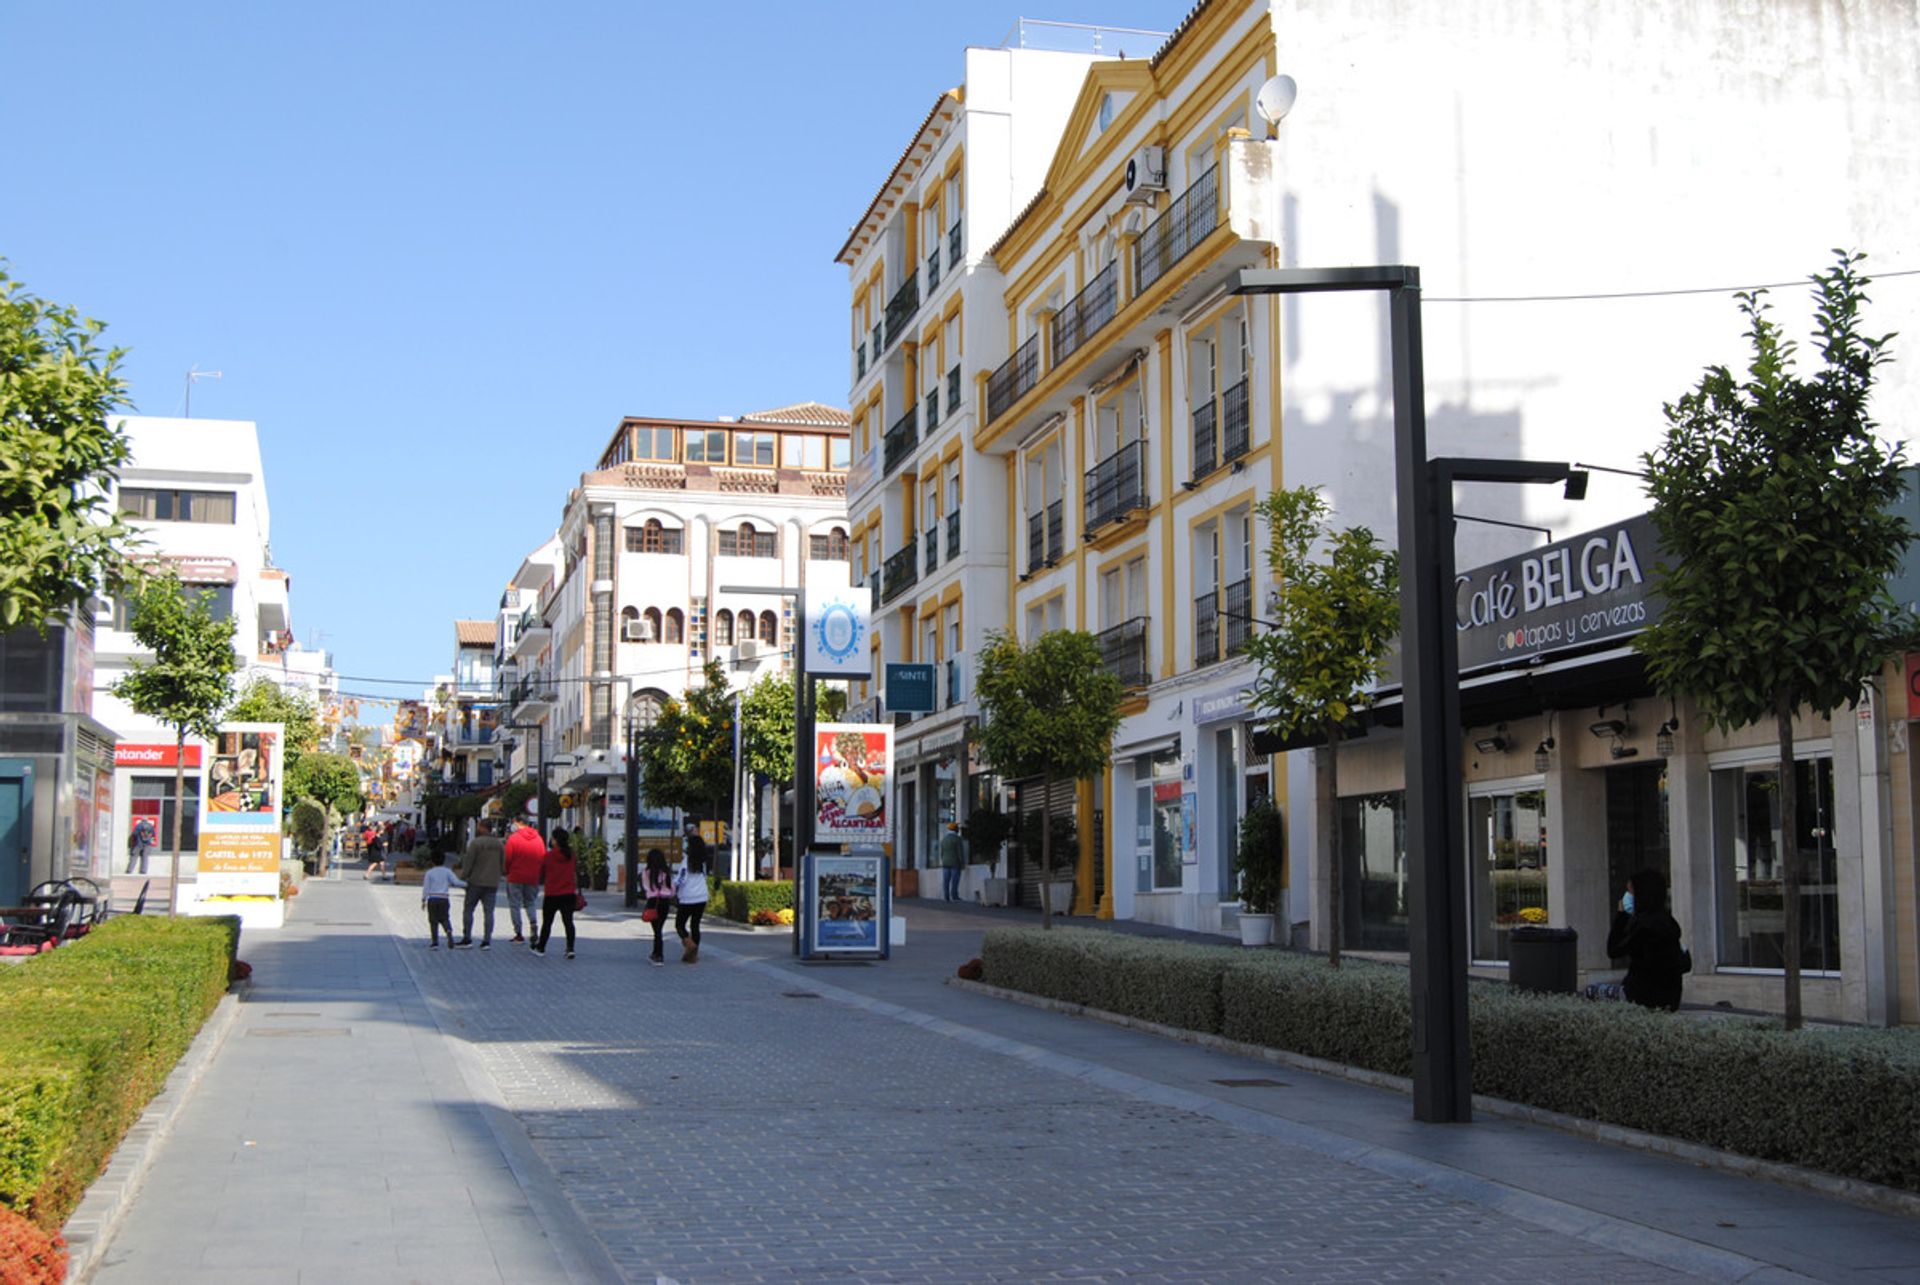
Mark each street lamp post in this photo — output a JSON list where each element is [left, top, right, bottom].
[[721, 583, 812, 956], [505, 722, 545, 832]]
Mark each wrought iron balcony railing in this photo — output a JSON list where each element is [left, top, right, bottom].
[[1222, 377, 1251, 464], [1084, 439, 1146, 534], [1025, 499, 1067, 575], [926, 247, 940, 294], [882, 538, 920, 604], [1049, 261, 1119, 369], [1223, 575, 1253, 656], [1047, 499, 1064, 563], [883, 405, 919, 476], [925, 525, 940, 575], [946, 656, 963, 707], [925, 388, 939, 432], [945, 509, 960, 560], [1191, 399, 1218, 481], [856, 343, 867, 380], [884, 273, 920, 350], [872, 322, 883, 359], [1194, 590, 1220, 667], [986, 334, 1040, 424], [1097, 617, 1150, 689], [948, 222, 963, 269], [1134, 165, 1219, 295], [947, 365, 962, 419]]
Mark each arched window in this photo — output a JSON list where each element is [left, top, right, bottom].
[[620, 605, 641, 642], [713, 609, 734, 646], [738, 610, 758, 641], [829, 526, 849, 560], [664, 608, 684, 645], [642, 607, 662, 643], [643, 518, 666, 553], [759, 611, 778, 645]]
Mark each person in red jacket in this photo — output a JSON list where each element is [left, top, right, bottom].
[[502, 819, 547, 945], [533, 828, 580, 959]]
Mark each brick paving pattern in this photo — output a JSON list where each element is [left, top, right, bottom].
[[376, 891, 1681, 1283]]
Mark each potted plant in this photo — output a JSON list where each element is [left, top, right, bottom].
[[1234, 800, 1286, 946], [1020, 810, 1078, 916], [582, 834, 610, 891], [961, 806, 1016, 906]]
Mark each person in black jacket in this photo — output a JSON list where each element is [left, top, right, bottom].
[[1606, 868, 1686, 1011]]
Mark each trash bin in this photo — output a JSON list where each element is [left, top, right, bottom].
[[1508, 925, 1578, 994]]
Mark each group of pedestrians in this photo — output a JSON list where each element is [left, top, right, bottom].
[[418, 817, 710, 965]]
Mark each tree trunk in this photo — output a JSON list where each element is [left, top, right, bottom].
[[1776, 694, 1802, 1031], [167, 729, 186, 919], [1327, 729, 1342, 969], [1039, 771, 1053, 929]]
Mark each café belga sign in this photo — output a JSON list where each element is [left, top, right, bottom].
[[1454, 513, 1664, 672]]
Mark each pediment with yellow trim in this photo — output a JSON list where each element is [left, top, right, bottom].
[[1045, 61, 1156, 200]]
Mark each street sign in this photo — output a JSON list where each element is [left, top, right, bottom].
[[884, 662, 936, 713], [805, 586, 873, 677]]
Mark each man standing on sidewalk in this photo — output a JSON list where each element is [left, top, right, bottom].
[[454, 820, 505, 949], [502, 818, 546, 945], [938, 821, 965, 901], [126, 814, 155, 875]]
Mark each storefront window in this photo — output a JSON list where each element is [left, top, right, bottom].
[[1134, 747, 1183, 892], [1470, 787, 1548, 962], [131, 776, 200, 854], [1340, 791, 1408, 951], [1712, 757, 1839, 971]]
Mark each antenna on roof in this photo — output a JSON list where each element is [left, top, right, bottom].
[[184, 366, 223, 418]]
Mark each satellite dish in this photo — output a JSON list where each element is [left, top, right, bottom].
[[1254, 74, 1298, 128]]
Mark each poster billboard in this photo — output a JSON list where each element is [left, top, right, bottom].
[[203, 725, 281, 827], [192, 721, 286, 914], [799, 850, 891, 959], [813, 723, 892, 842]]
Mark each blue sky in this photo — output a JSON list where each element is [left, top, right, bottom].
[[0, 1, 1178, 714]]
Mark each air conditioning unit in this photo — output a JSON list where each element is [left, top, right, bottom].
[[735, 638, 761, 660], [622, 619, 650, 642], [1123, 146, 1167, 203]]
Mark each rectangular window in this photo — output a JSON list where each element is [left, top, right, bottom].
[[685, 430, 727, 463], [1136, 748, 1183, 891], [734, 431, 775, 467], [1712, 757, 1840, 971], [1469, 788, 1549, 963], [132, 777, 201, 854], [632, 427, 676, 461], [1339, 791, 1409, 951], [718, 528, 775, 558], [119, 488, 237, 524], [830, 437, 852, 470]]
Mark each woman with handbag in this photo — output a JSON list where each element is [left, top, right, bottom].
[[534, 828, 581, 959], [640, 848, 675, 966], [672, 839, 710, 964]]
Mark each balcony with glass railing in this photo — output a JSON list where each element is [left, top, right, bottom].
[[1049, 262, 1119, 369], [882, 538, 920, 603], [883, 405, 918, 477], [1135, 165, 1218, 295], [1097, 617, 1150, 688], [1083, 439, 1146, 535], [986, 334, 1040, 424]]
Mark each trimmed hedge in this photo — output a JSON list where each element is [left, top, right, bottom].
[[0, 915, 238, 1230], [980, 926, 1920, 1192], [709, 880, 794, 923]]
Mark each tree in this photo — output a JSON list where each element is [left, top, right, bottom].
[[227, 679, 321, 777], [0, 266, 147, 630], [113, 576, 239, 916], [973, 629, 1124, 926], [1637, 251, 1910, 1029], [739, 671, 796, 873], [1243, 485, 1400, 968], [636, 660, 736, 820], [286, 751, 364, 817], [289, 798, 328, 859]]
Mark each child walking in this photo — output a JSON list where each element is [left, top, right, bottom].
[[420, 850, 465, 948]]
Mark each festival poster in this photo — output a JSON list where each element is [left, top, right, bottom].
[[202, 724, 282, 828], [197, 832, 281, 898], [813, 723, 892, 842], [809, 854, 882, 951]]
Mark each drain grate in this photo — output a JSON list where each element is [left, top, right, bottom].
[[313, 921, 373, 927], [781, 991, 823, 999], [247, 1028, 350, 1038], [1212, 1078, 1287, 1088], [261, 1011, 322, 1018]]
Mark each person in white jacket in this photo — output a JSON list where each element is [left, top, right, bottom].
[[420, 850, 466, 949], [672, 841, 710, 964]]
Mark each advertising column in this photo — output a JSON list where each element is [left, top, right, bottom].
[[189, 721, 286, 928], [799, 723, 893, 959]]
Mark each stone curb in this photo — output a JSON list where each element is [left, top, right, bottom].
[[949, 976, 1920, 1221], [62, 985, 246, 1283]]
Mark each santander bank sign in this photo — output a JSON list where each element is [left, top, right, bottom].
[[1454, 514, 1664, 672]]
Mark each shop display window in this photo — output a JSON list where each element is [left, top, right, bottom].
[[1469, 787, 1548, 962], [131, 776, 200, 853], [1711, 756, 1840, 972], [1339, 791, 1408, 951]]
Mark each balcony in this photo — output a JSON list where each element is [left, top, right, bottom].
[[986, 334, 1040, 424], [1083, 439, 1146, 535], [926, 247, 940, 294], [883, 405, 918, 476], [1049, 262, 1118, 368], [1191, 399, 1218, 481], [872, 321, 883, 359], [1097, 617, 1150, 689], [868, 570, 880, 602], [856, 343, 867, 380], [453, 725, 497, 747], [924, 388, 939, 433], [1195, 590, 1220, 667], [882, 538, 920, 604], [1135, 165, 1218, 295], [1026, 498, 1065, 574], [924, 525, 940, 576], [945, 509, 960, 560], [884, 273, 920, 351], [946, 655, 964, 707], [1222, 377, 1251, 465], [510, 674, 556, 716], [947, 365, 962, 419], [948, 221, 962, 270], [1223, 575, 1254, 656]]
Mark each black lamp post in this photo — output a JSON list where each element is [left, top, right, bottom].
[[504, 722, 545, 831]]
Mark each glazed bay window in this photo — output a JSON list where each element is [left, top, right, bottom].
[[1712, 756, 1840, 972], [1469, 786, 1548, 963], [685, 429, 727, 463], [781, 434, 828, 471], [1339, 791, 1409, 952], [631, 426, 676, 461], [119, 487, 236, 524], [734, 431, 776, 467]]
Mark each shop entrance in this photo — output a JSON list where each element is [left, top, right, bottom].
[[1604, 762, 1670, 901], [0, 760, 30, 905]]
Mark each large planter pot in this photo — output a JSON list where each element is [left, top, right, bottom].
[[1238, 912, 1276, 947], [893, 867, 920, 898], [981, 877, 1011, 907], [1045, 880, 1076, 916], [393, 865, 425, 886]]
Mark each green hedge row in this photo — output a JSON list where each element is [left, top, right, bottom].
[[709, 880, 794, 922], [0, 916, 239, 1230], [980, 926, 1920, 1192]]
